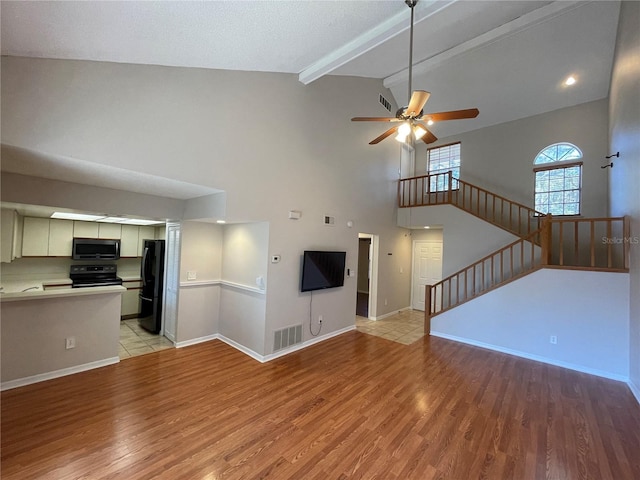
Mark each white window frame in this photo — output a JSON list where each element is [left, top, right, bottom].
[[427, 142, 460, 192], [533, 143, 583, 216]]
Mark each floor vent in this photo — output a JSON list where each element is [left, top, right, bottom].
[[379, 93, 392, 113], [273, 324, 303, 352]]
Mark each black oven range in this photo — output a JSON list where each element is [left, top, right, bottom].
[[70, 265, 123, 288]]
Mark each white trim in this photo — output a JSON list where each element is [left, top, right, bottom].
[[220, 281, 266, 295], [218, 326, 357, 363], [217, 335, 265, 363], [629, 379, 640, 405], [298, 0, 456, 84], [175, 334, 219, 349], [0, 357, 120, 391], [430, 331, 629, 383], [179, 280, 221, 288], [372, 306, 412, 321], [262, 325, 356, 363]]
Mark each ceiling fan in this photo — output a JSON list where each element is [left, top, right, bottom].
[[352, 0, 479, 145]]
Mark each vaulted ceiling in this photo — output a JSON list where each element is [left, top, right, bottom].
[[0, 0, 622, 202]]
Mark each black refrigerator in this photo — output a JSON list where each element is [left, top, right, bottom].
[[139, 239, 165, 333]]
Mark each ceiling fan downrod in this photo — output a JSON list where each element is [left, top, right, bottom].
[[405, 0, 418, 105]]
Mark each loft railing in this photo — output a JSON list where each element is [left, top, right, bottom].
[[398, 171, 546, 240], [424, 215, 630, 327], [543, 216, 630, 271]]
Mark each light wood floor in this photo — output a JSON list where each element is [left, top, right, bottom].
[[2, 328, 639, 479]]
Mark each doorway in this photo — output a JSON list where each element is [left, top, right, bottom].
[[411, 240, 443, 311], [356, 237, 372, 317], [356, 233, 378, 319]]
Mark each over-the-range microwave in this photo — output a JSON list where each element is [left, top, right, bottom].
[[72, 238, 121, 260]]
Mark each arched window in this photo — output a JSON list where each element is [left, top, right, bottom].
[[534, 143, 582, 215]]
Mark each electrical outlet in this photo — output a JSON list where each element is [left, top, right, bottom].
[[318, 315, 323, 324], [65, 337, 76, 349], [187, 271, 197, 280], [550, 335, 557, 344], [384, 299, 388, 306]]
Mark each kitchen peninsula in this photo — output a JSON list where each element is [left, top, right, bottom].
[[1, 284, 125, 390]]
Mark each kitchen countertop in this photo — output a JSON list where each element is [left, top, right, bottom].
[[0, 284, 125, 302]]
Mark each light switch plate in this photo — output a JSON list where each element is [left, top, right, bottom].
[[187, 271, 197, 280]]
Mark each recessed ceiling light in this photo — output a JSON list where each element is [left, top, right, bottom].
[[564, 75, 576, 86], [424, 226, 430, 229], [216, 220, 226, 224]]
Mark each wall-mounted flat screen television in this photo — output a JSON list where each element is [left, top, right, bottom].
[[300, 250, 346, 292]]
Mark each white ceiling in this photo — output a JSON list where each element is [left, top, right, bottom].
[[0, 0, 621, 196]]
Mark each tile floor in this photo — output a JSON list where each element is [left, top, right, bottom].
[[355, 309, 425, 345], [119, 319, 174, 359]]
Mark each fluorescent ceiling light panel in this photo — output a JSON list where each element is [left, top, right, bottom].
[[119, 218, 164, 226], [51, 212, 105, 221], [98, 217, 163, 225]]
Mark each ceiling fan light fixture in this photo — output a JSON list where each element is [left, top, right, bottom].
[[395, 132, 408, 143], [398, 122, 411, 136], [413, 124, 427, 140], [427, 119, 434, 126]]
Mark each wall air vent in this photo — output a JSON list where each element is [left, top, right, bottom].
[[379, 93, 392, 113], [273, 324, 302, 352]]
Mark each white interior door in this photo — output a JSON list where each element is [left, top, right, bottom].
[[163, 222, 180, 343], [412, 241, 443, 311]]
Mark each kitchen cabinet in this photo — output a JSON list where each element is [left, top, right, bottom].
[[74, 221, 98, 238], [48, 219, 74, 256], [138, 226, 156, 256], [22, 217, 50, 256], [120, 225, 139, 257], [121, 280, 141, 318], [1, 209, 22, 263], [98, 223, 121, 239]]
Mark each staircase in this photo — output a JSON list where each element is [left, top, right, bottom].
[[398, 172, 630, 323]]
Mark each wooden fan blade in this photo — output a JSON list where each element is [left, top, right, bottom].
[[421, 128, 438, 144], [422, 108, 479, 122], [405, 90, 431, 117], [370, 126, 398, 145], [352, 117, 400, 122]]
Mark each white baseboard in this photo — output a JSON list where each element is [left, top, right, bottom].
[[263, 325, 356, 362], [217, 335, 265, 362], [217, 325, 357, 364], [372, 306, 413, 321], [629, 378, 640, 405], [175, 334, 219, 349], [0, 357, 120, 391], [430, 331, 629, 383]]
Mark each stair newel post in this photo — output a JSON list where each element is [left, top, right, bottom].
[[447, 171, 453, 204], [425, 285, 432, 335], [540, 213, 552, 266], [624, 215, 631, 270]]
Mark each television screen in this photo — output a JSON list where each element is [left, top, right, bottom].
[[300, 251, 346, 292]]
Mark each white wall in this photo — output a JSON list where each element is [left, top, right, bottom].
[[180, 221, 223, 283], [415, 99, 610, 218], [219, 222, 269, 354], [432, 269, 630, 380], [609, 0, 640, 401], [399, 204, 519, 277], [176, 221, 223, 343], [1, 291, 121, 386], [1, 56, 412, 350]]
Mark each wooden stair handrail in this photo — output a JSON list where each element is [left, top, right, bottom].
[[425, 228, 543, 322], [398, 172, 547, 240]]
